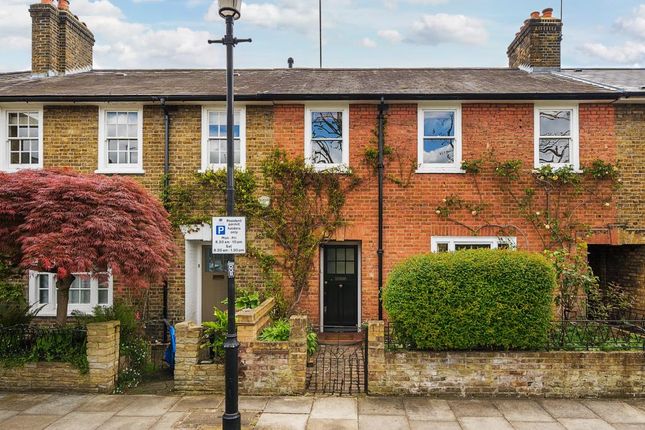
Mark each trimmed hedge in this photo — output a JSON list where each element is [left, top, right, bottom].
[[383, 250, 556, 351]]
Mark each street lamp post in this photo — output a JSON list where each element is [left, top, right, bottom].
[[208, 2, 250, 429]]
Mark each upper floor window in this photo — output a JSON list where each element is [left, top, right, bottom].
[[305, 105, 350, 170], [534, 105, 579, 170], [431, 236, 517, 253], [29, 271, 113, 317], [97, 107, 144, 174], [201, 107, 246, 171], [417, 105, 462, 173], [1, 109, 43, 171]]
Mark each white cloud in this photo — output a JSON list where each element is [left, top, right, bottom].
[[378, 29, 403, 43], [0, 0, 221, 70], [407, 13, 487, 45], [360, 37, 377, 48], [615, 5, 645, 39], [580, 41, 645, 64]]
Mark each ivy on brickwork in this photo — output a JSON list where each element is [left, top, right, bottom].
[[363, 116, 417, 188], [166, 150, 360, 316], [435, 152, 629, 319]]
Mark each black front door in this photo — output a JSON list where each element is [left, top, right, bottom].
[[323, 245, 358, 331]]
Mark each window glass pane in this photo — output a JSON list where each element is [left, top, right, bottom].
[[423, 139, 454, 164], [38, 274, 49, 289], [107, 112, 117, 124], [39, 288, 49, 304], [10, 153, 19, 164], [311, 112, 342, 139], [117, 112, 128, 124], [311, 140, 343, 164], [98, 289, 108, 305], [19, 113, 29, 125], [8, 126, 17, 138], [336, 248, 345, 261], [424, 111, 454, 137], [70, 290, 79, 304], [437, 243, 449, 252], [539, 138, 570, 164], [80, 290, 90, 304], [127, 112, 138, 125], [327, 261, 336, 274], [346, 247, 354, 260], [345, 261, 355, 274], [8, 113, 17, 125], [455, 243, 492, 250], [540, 110, 571, 137], [27, 112, 38, 126]]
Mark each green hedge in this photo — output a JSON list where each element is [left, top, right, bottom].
[[383, 250, 556, 350]]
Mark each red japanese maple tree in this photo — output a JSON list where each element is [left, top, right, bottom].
[[0, 169, 175, 324]]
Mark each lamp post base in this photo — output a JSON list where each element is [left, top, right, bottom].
[[222, 413, 241, 430]]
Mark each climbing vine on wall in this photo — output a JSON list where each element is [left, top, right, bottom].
[[166, 150, 360, 315]]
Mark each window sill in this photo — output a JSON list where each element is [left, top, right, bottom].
[[533, 164, 582, 173], [416, 166, 464, 174], [309, 164, 351, 173], [95, 168, 145, 175], [198, 165, 245, 173], [0, 165, 43, 173]]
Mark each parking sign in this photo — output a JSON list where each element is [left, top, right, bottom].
[[212, 217, 246, 255]]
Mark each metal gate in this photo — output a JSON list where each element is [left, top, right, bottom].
[[306, 327, 367, 395]]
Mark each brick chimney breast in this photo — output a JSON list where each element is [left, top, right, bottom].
[[507, 7, 562, 71], [29, 0, 94, 76]]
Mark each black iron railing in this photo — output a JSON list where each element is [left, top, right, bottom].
[[0, 324, 88, 369], [383, 320, 645, 352]]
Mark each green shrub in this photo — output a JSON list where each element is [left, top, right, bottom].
[[383, 250, 556, 350], [259, 319, 290, 341], [201, 309, 228, 359]]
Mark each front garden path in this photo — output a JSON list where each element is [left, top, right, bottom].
[[1, 392, 645, 430]]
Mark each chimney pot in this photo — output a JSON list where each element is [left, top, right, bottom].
[[542, 8, 554, 18], [530, 11, 540, 19], [287, 57, 294, 68], [59, 0, 69, 10]]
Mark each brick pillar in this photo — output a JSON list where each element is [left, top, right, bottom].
[[86, 320, 120, 393], [288, 315, 308, 394], [174, 321, 202, 391], [367, 320, 386, 394]]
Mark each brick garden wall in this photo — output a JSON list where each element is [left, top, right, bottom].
[[367, 321, 645, 398], [0, 321, 120, 393]]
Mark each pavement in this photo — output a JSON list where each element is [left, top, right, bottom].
[[1, 392, 645, 430]]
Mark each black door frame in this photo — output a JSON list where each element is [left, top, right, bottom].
[[319, 241, 361, 332]]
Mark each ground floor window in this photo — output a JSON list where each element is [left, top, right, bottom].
[[431, 236, 516, 253], [28, 271, 113, 316]]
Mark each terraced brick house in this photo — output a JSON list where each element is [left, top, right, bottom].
[[1, 1, 643, 333]]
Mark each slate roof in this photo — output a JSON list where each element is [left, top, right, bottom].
[[0, 68, 627, 102], [557, 68, 645, 93]]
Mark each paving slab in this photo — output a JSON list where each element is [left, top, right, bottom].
[[307, 418, 358, 430], [176, 409, 220, 428], [264, 397, 313, 414], [495, 400, 554, 422], [149, 412, 186, 430], [408, 421, 461, 430], [629, 400, 645, 413], [0, 393, 52, 411], [44, 412, 114, 430], [96, 415, 159, 430], [449, 400, 501, 417], [404, 398, 455, 421], [255, 413, 308, 430], [511, 422, 566, 430], [558, 418, 616, 430], [538, 400, 597, 419], [24, 394, 93, 416], [358, 397, 405, 416], [0, 414, 59, 430], [460, 416, 514, 430], [76, 395, 134, 413], [310, 397, 357, 420], [583, 400, 645, 424], [0, 410, 18, 423], [238, 396, 270, 412], [359, 414, 409, 430], [116, 395, 180, 417], [613, 425, 645, 430], [170, 395, 224, 412]]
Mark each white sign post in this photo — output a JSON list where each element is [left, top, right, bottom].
[[212, 216, 246, 255]]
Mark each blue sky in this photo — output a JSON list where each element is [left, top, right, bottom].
[[1, 0, 644, 72]]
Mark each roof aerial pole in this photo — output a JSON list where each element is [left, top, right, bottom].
[[319, 0, 322, 68]]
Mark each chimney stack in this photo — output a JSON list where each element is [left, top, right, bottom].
[[507, 7, 562, 71], [29, 0, 95, 76]]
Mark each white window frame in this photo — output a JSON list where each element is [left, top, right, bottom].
[[28, 271, 114, 317], [200, 106, 246, 171], [0, 106, 44, 172], [417, 104, 462, 174], [304, 104, 350, 171], [97, 106, 144, 174], [431, 236, 517, 253], [534, 103, 579, 170]]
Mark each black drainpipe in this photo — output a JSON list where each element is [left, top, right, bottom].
[[161, 98, 170, 343], [377, 97, 388, 320]]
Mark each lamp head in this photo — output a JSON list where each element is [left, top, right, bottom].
[[218, 0, 242, 20]]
